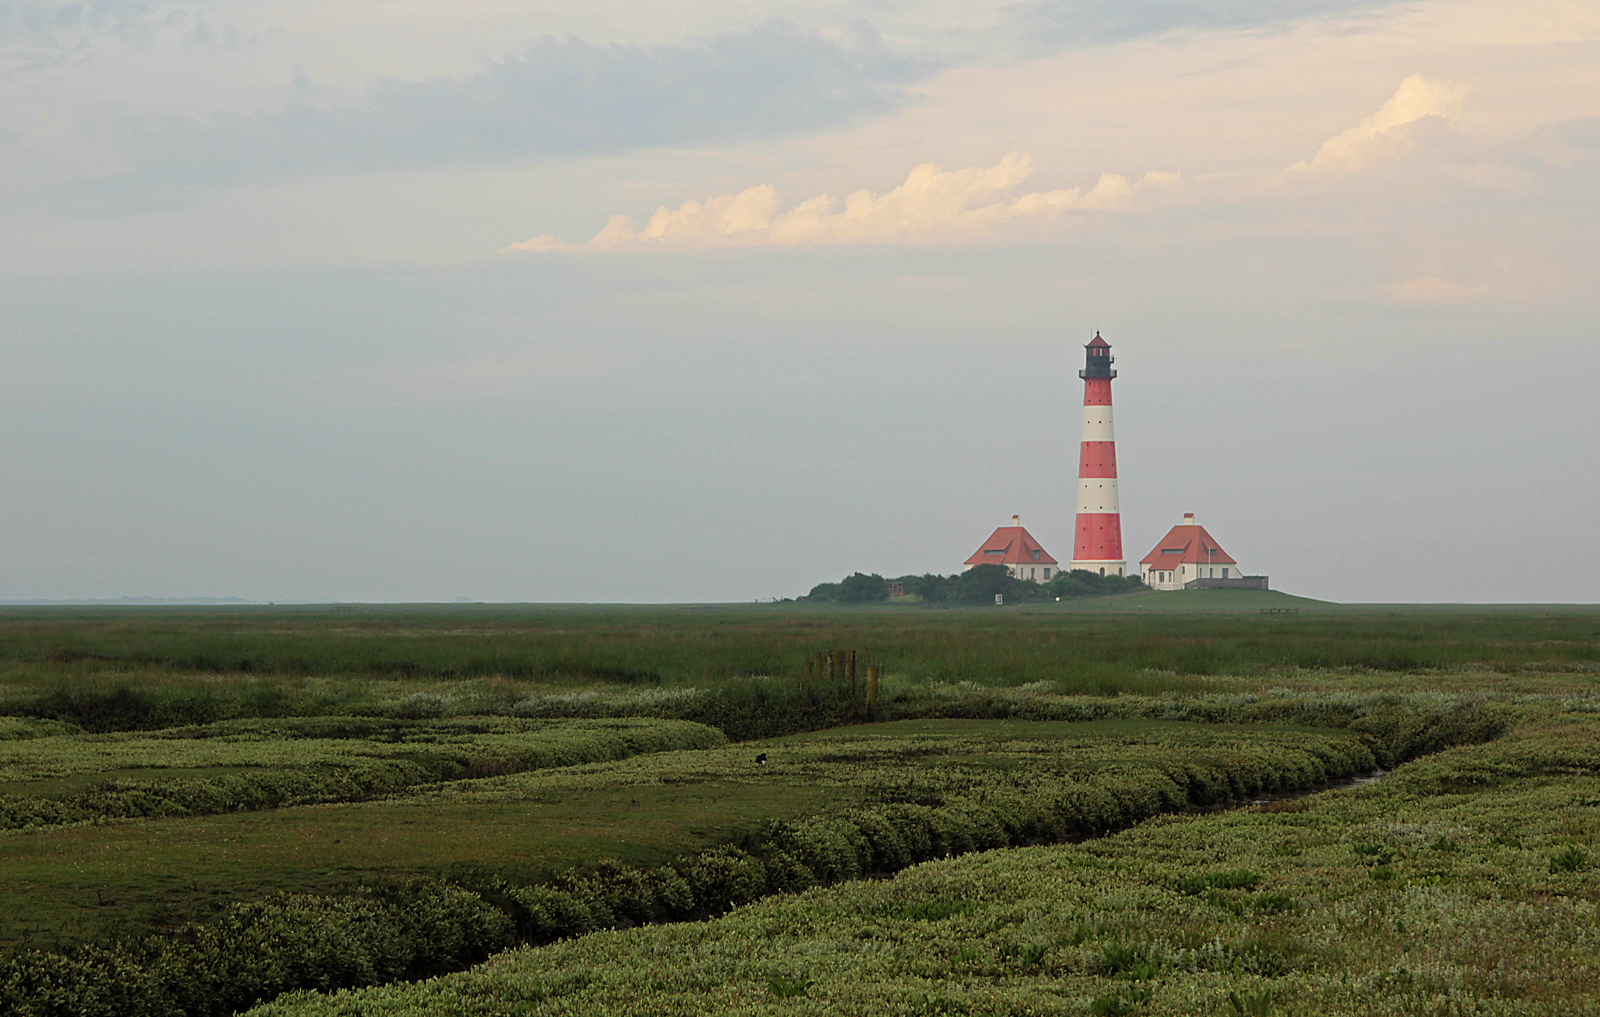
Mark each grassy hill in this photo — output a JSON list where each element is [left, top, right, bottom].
[[1040, 588, 1333, 613]]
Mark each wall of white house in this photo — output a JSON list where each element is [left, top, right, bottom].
[[1007, 563, 1056, 583], [964, 558, 1058, 582], [1141, 558, 1242, 590]]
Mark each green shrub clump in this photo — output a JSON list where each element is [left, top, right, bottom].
[[0, 883, 513, 1017]]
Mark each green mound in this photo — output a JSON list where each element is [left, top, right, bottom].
[[1040, 588, 1332, 613]]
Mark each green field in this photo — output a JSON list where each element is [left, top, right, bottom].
[[0, 713, 1379, 953], [4, 596, 1597, 705], [1, 601, 1597, 1016], [249, 712, 1600, 1017]]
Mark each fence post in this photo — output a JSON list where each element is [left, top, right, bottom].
[[866, 665, 879, 716]]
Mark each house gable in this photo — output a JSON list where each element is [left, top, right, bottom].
[[964, 516, 1059, 568]]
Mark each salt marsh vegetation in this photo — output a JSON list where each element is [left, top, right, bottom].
[[0, 601, 1595, 1015]]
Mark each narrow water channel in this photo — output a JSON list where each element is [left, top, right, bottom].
[[1186, 767, 1388, 814]]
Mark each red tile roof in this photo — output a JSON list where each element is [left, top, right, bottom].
[[965, 524, 1059, 566], [1138, 522, 1236, 567]]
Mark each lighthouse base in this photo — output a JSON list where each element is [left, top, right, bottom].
[[1069, 560, 1127, 577]]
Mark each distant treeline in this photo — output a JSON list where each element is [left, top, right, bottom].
[[803, 564, 1146, 605]]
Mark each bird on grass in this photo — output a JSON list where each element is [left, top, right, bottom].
[[755, 752, 768, 766]]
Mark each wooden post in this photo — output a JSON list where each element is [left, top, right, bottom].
[[847, 650, 858, 717], [866, 665, 879, 715]]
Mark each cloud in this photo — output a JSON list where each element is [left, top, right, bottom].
[[1008, 0, 1391, 49], [503, 153, 1179, 252], [0, 1, 232, 65], [1522, 116, 1600, 169], [1287, 74, 1469, 174], [1382, 276, 1489, 303], [1542, 117, 1600, 150], [35, 19, 930, 208]]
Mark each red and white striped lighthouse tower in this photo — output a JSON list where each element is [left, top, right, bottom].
[[1071, 333, 1127, 576]]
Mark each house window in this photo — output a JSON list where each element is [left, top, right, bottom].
[[1032, 550, 1040, 560], [1030, 568, 1036, 579], [1222, 568, 1229, 578], [1043, 568, 1051, 579]]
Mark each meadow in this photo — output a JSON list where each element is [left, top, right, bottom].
[[248, 712, 1600, 1017], [1, 594, 1596, 1015], [3, 594, 1596, 707]]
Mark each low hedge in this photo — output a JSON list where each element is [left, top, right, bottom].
[[0, 884, 514, 1017]]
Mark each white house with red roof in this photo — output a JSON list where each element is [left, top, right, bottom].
[[964, 515, 1059, 583], [1139, 513, 1253, 590]]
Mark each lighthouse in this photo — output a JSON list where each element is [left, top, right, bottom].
[[1071, 333, 1127, 577]]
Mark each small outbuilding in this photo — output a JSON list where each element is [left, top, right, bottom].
[[964, 515, 1058, 583], [1139, 513, 1264, 590]]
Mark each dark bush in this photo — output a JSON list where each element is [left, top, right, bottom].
[[0, 884, 515, 1017], [670, 676, 851, 741], [24, 687, 159, 733], [0, 944, 172, 1017]]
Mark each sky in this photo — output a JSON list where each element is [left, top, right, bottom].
[[2, 0, 1597, 605]]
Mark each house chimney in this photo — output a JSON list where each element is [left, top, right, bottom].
[[1184, 513, 1195, 525], [1013, 514, 1020, 528]]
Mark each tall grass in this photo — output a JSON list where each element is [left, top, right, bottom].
[[3, 605, 1596, 698]]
